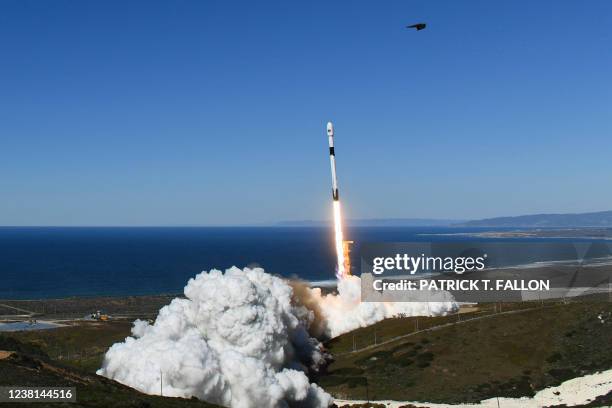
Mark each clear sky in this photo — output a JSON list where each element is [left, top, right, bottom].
[[1, 0, 611, 226]]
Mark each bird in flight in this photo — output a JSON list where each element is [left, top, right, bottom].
[[407, 23, 426, 31]]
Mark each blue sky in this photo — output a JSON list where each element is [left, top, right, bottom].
[[1, 0, 611, 226]]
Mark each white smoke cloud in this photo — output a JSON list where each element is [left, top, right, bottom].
[[98, 267, 332, 408], [98, 267, 456, 407], [301, 275, 456, 338]]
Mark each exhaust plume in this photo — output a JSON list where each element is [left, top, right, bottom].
[[98, 267, 332, 408], [299, 275, 456, 338], [98, 267, 456, 406], [332, 201, 347, 279]]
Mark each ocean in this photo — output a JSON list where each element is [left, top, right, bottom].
[[0, 226, 595, 299]]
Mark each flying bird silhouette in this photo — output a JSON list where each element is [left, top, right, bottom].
[[407, 23, 426, 31]]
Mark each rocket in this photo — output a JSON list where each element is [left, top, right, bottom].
[[327, 122, 339, 201]]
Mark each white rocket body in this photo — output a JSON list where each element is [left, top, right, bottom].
[[327, 122, 339, 201]]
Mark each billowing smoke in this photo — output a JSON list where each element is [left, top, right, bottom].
[[297, 275, 456, 338], [98, 267, 332, 408], [98, 266, 456, 407]]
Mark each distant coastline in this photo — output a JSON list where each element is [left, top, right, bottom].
[[279, 210, 612, 228], [276, 218, 465, 227], [424, 228, 612, 240], [4, 210, 612, 229], [458, 210, 612, 228]]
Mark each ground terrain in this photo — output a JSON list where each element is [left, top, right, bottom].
[[0, 335, 220, 408], [320, 299, 612, 405], [1, 295, 610, 407]]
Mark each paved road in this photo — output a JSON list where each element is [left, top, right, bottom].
[[0, 303, 37, 319]]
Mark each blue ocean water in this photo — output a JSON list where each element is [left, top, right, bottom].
[[0, 226, 585, 299]]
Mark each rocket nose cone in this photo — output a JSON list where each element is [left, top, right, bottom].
[[327, 122, 334, 136]]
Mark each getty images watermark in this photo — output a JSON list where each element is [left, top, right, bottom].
[[360, 242, 612, 302]]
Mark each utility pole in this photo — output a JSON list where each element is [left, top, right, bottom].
[[160, 369, 163, 397]]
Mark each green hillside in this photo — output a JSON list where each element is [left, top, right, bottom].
[[319, 300, 612, 404], [0, 333, 221, 408]]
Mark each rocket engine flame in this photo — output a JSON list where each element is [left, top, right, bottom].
[[332, 201, 346, 279], [327, 121, 351, 280]]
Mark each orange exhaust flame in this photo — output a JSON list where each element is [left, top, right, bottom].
[[333, 201, 351, 279]]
